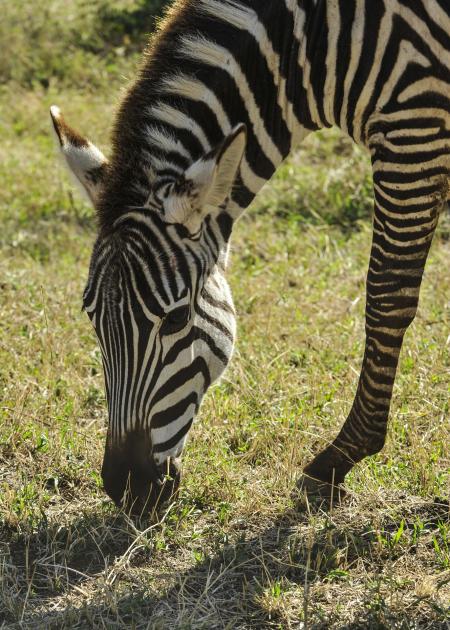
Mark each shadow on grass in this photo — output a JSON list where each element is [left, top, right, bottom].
[[1, 512, 136, 603], [2, 495, 449, 628]]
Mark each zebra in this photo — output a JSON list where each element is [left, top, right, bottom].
[[50, 0, 449, 514]]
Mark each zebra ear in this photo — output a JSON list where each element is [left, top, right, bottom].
[[187, 123, 247, 209], [164, 124, 246, 233], [50, 106, 108, 206]]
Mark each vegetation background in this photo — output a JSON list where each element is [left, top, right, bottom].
[[0, 1, 449, 627]]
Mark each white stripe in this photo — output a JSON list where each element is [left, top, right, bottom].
[[323, 0, 340, 125], [118, 294, 128, 437], [340, 0, 365, 134], [284, 0, 306, 41], [136, 330, 161, 425], [398, 78, 450, 105], [126, 288, 140, 429], [386, 127, 442, 140]]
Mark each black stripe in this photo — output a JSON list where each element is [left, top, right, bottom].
[[152, 418, 194, 454], [151, 392, 198, 430]]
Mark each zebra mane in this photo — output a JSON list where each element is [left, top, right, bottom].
[[98, 0, 208, 231], [97, 0, 287, 234]]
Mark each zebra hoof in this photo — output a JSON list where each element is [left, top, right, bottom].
[[297, 473, 346, 505]]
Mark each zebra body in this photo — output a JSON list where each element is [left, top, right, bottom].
[[51, 0, 449, 513]]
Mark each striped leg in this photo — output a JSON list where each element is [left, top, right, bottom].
[[304, 131, 447, 488]]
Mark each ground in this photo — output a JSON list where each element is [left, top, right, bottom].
[[0, 2, 449, 628]]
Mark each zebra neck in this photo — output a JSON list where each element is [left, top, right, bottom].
[[101, 0, 330, 229]]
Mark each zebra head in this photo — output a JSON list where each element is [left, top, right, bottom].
[[50, 107, 246, 514]]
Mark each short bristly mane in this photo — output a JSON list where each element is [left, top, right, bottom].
[[99, 0, 235, 229], [98, 0, 298, 233]]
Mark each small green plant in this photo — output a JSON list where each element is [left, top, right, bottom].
[[432, 522, 449, 569]]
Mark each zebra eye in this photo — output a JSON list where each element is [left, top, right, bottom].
[[160, 305, 190, 335]]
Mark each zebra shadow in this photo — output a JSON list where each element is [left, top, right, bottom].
[[3, 494, 449, 628], [1, 510, 139, 600]]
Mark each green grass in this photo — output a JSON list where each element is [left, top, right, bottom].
[[0, 2, 449, 627], [0, 0, 165, 89]]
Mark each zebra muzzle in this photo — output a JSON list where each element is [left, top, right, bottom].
[[101, 430, 181, 516]]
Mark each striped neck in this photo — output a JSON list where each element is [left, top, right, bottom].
[[99, 0, 326, 230]]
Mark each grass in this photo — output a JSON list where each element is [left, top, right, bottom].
[[0, 1, 449, 627]]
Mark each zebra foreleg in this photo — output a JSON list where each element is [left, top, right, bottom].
[[303, 150, 446, 491]]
